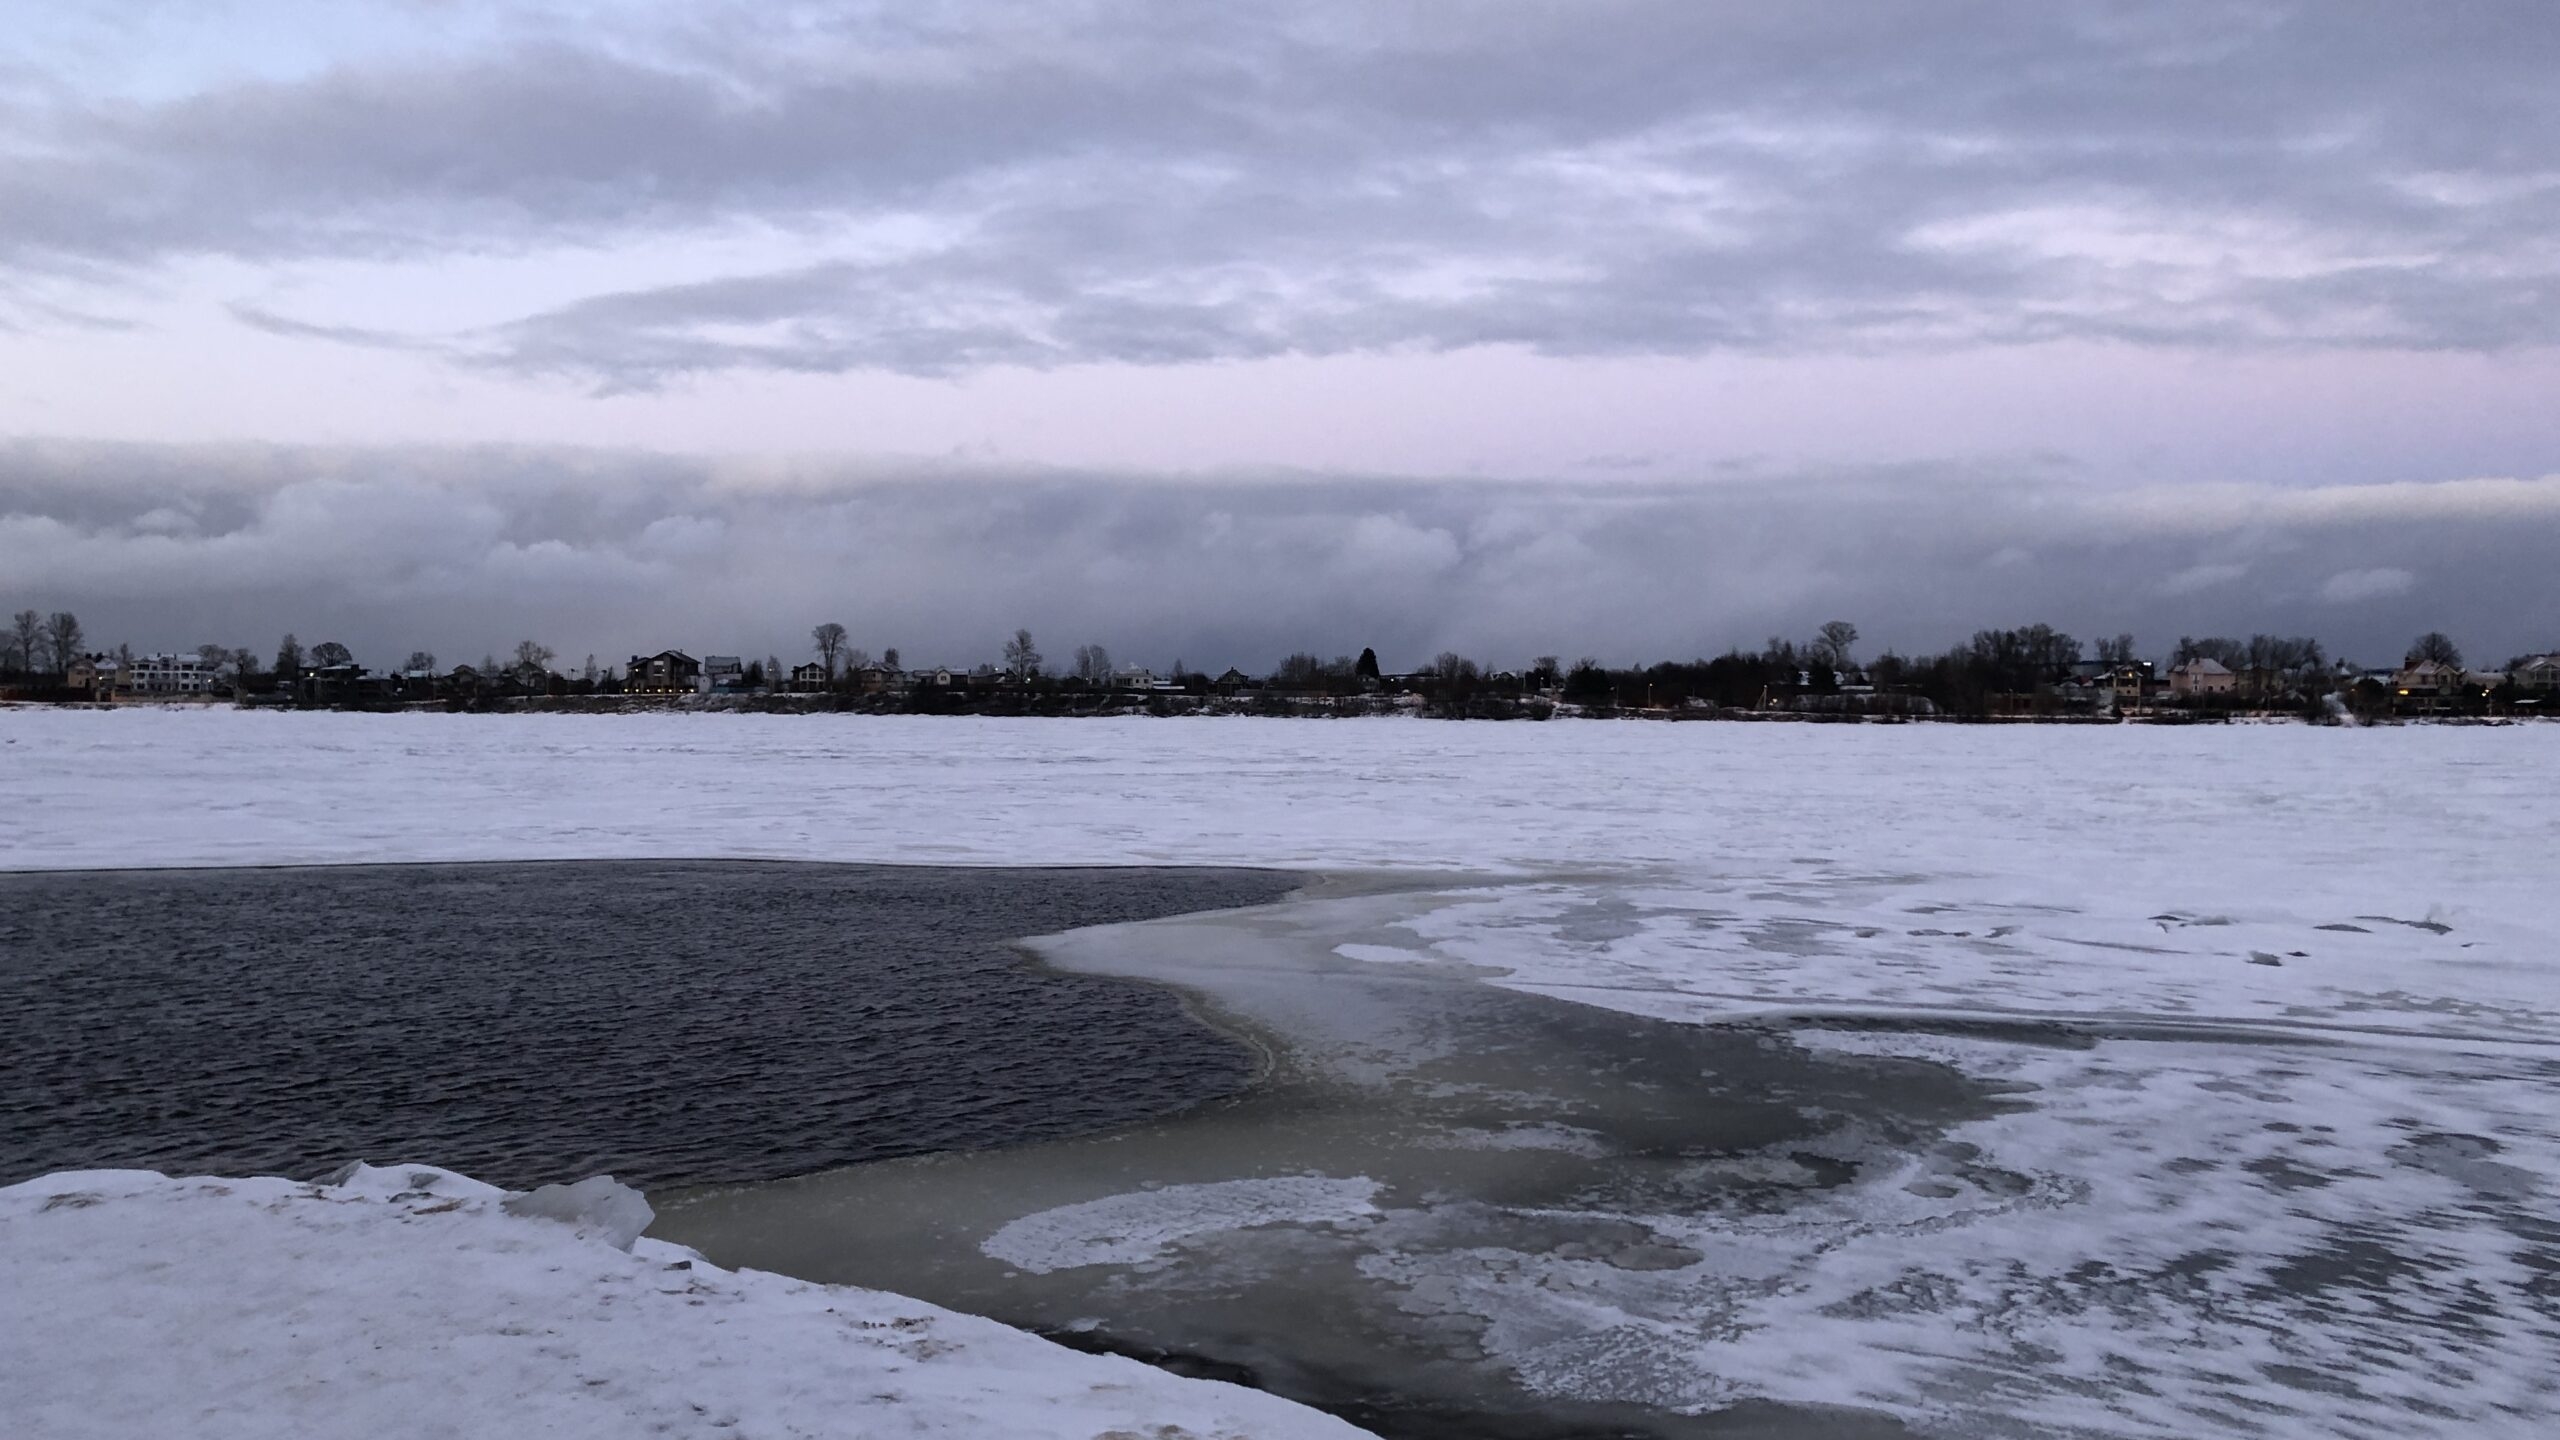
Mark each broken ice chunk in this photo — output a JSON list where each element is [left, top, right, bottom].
[[502, 1176, 655, 1251]]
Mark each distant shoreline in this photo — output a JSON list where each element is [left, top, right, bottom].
[[4, 695, 2545, 726]]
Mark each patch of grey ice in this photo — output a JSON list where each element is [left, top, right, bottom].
[[982, 1176, 1381, 1275]]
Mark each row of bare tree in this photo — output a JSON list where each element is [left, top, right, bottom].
[[1, 610, 85, 676]]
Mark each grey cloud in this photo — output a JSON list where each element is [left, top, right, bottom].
[[229, 303, 434, 350], [8, 2, 2559, 382], [3, 440, 2553, 671], [2321, 566, 2417, 604]]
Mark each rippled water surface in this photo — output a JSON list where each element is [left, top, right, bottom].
[[0, 861, 1299, 1189]]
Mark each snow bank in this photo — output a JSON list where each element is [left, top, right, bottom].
[[0, 1163, 1368, 1440]]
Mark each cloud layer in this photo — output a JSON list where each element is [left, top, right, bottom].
[[7, 2, 2558, 387], [5, 442, 2552, 672]]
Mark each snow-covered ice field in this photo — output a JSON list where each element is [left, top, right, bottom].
[[4, 707, 2558, 1437]]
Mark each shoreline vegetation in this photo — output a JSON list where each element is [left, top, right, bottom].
[[5, 611, 2554, 722], [2, 690, 2547, 724]]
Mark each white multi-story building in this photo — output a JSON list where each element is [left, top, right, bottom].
[[122, 653, 221, 696]]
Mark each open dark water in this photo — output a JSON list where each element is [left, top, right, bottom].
[[0, 860, 1299, 1189]]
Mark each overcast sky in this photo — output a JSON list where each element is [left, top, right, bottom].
[[3, 2, 2555, 670]]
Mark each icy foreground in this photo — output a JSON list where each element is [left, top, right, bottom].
[[5, 708, 2560, 1437], [0, 1163, 1366, 1440]]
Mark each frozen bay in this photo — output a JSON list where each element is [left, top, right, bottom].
[[3, 708, 2557, 1437]]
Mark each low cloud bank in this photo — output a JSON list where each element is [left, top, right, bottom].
[[3, 441, 2552, 672]]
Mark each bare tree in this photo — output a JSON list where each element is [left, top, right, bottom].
[[1073, 643, 1113, 685], [1432, 652, 1481, 685], [2095, 633, 2138, 664], [8, 610, 37, 674], [844, 647, 874, 675], [403, 651, 439, 674], [1003, 629, 1042, 681], [1529, 655, 1563, 690], [44, 612, 83, 674], [812, 622, 848, 680], [512, 640, 554, 675], [275, 634, 304, 677], [2405, 631, 2462, 668], [882, 646, 901, 671], [2175, 635, 2246, 668], [1272, 652, 1325, 689], [309, 641, 354, 668], [229, 648, 261, 688], [196, 643, 229, 671], [1813, 620, 1860, 672]]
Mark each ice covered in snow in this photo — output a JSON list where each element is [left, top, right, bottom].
[[4, 707, 2558, 1437], [0, 1162, 1368, 1440], [1010, 884, 2560, 1438]]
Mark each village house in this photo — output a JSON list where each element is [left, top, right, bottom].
[[850, 664, 901, 695], [2390, 658, 2463, 709], [2508, 655, 2559, 693], [703, 655, 746, 692], [627, 651, 703, 695], [301, 661, 383, 706], [2104, 661, 2155, 710], [786, 661, 830, 692], [2166, 657, 2235, 698]]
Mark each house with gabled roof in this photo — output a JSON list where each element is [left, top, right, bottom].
[[627, 650, 702, 695], [2166, 656, 2235, 698]]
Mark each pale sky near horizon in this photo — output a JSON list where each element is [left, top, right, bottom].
[[3, 2, 2557, 667]]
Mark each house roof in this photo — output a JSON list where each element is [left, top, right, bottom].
[[2172, 657, 2232, 675]]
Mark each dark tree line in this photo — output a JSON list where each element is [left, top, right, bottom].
[[13, 600, 2543, 720]]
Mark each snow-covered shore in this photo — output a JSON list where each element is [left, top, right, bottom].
[[4, 708, 2557, 1438], [0, 1163, 1366, 1440]]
